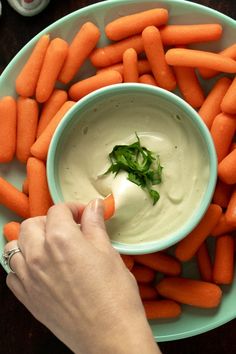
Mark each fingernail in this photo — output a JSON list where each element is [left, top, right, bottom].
[[89, 198, 103, 213]]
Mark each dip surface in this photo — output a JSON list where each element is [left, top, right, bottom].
[[58, 93, 210, 244]]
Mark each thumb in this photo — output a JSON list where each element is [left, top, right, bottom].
[[81, 199, 112, 250]]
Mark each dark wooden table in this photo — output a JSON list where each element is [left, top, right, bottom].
[[0, 0, 236, 353]]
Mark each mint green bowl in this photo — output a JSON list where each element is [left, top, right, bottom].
[[0, 0, 236, 342]]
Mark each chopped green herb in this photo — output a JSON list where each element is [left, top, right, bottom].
[[104, 133, 163, 205]]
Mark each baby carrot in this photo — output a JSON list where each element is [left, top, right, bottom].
[[198, 43, 236, 79], [27, 157, 53, 217], [175, 204, 222, 262], [156, 277, 222, 308], [90, 35, 144, 67], [211, 214, 236, 237], [165, 48, 236, 73], [225, 187, 236, 226], [131, 264, 156, 283], [36, 38, 69, 103], [138, 74, 157, 86], [96, 59, 151, 76], [31, 101, 75, 161], [142, 26, 176, 91], [218, 149, 236, 185], [0, 177, 29, 218], [160, 24, 222, 46], [196, 241, 213, 282], [37, 89, 68, 137], [3, 221, 20, 241], [103, 194, 115, 220], [221, 76, 236, 114], [138, 285, 158, 301], [213, 180, 233, 208], [213, 234, 234, 284], [16, 34, 50, 97], [143, 300, 181, 320], [198, 77, 232, 129], [105, 8, 168, 41], [22, 178, 29, 195], [230, 142, 236, 152], [173, 66, 205, 108], [0, 96, 17, 163], [210, 112, 236, 162], [123, 48, 139, 83], [120, 255, 134, 271], [69, 70, 122, 101], [134, 252, 181, 276], [59, 22, 100, 84], [16, 97, 39, 163]]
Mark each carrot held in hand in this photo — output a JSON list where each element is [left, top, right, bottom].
[[142, 26, 176, 91], [138, 74, 157, 86], [218, 149, 236, 185], [0, 96, 17, 163], [213, 234, 234, 284], [225, 187, 236, 226], [31, 101, 75, 161], [196, 241, 213, 282], [131, 264, 156, 283], [0, 177, 29, 218], [59, 22, 100, 84], [143, 300, 181, 319], [69, 70, 122, 101], [221, 76, 236, 115], [165, 48, 236, 73], [123, 48, 139, 83], [134, 252, 181, 276], [27, 157, 53, 217], [3, 221, 20, 241], [16, 34, 50, 97], [36, 38, 69, 103], [16, 97, 39, 163], [175, 204, 222, 262], [37, 89, 68, 137], [213, 180, 233, 208], [103, 194, 115, 220]]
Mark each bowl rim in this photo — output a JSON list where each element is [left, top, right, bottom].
[[47, 83, 217, 255]]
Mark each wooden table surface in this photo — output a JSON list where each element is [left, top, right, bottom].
[[0, 0, 236, 353]]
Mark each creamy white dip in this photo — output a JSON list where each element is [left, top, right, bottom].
[[58, 93, 210, 244]]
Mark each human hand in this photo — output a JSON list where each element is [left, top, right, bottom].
[[4, 199, 161, 354]]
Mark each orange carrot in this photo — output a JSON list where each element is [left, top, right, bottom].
[[210, 112, 236, 162], [103, 194, 115, 220], [211, 214, 236, 237], [142, 26, 176, 91], [134, 252, 181, 276], [198, 43, 236, 79], [69, 70, 122, 101], [160, 24, 222, 46], [27, 157, 53, 217], [31, 101, 75, 161], [165, 48, 236, 73], [230, 142, 236, 152], [96, 59, 151, 76], [156, 277, 222, 308], [90, 35, 144, 67], [131, 264, 156, 283], [120, 255, 134, 270], [198, 77, 232, 129], [218, 149, 236, 185], [0, 96, 17, 163], [22, 178, 29, 195], [59, 22, 100, 84], [16, 97, 39, 163], [138, 284, 158, 301], [16, 34, 50, 97], [3, 221, 20, 241], [123, 48, 139, 83], [143, 300, 181, 319], [37, 89, 68, 137], [213, 234, 234, 284], [36, 38, 69, 103], [221, 76, 236, 114], [138, 74, 157, 86], [225, 187, 236, 226], [175, 204, 222, 262], [196, 241, 213, 282], [173, 66, 205, 108], [105, 8, 168, 41], [0, 177, 29, 218], [213, 179, 233, 208]]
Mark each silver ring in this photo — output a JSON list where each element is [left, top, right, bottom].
[[2, 247, 21, 273]]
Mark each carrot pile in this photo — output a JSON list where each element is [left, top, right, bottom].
[[1, 6, 236, 322]]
